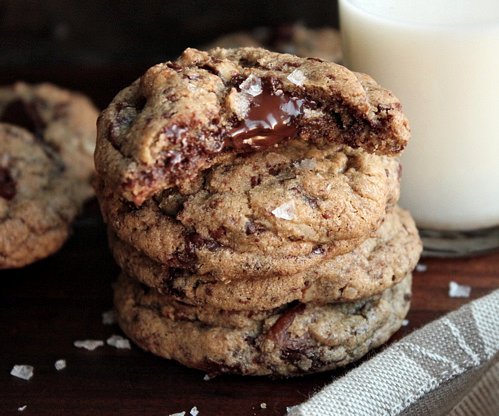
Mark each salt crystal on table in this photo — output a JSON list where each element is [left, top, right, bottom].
[[415, 263, 427, 272], [287, 69, 306, 86], [260, 402, 267, 409], [449, 281, 471, 298], [169, 412, 185, 416], [190, 406, 199, 416], [74, 340, 104, 351], [239, 74, 263, 97], [102, 309, 116, 325], [203, 374, 211, 381], [402, 319, 409, 326], [107, 335, 131, 350], [18, 405, 27, 412], [10, 365, 34, 381], [54, 359, 66, 371], [272, 201, 296, 220]]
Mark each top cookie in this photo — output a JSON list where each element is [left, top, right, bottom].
[[96, 47, 409, 205]]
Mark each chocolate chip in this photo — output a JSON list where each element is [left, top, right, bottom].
[[0, 167, 16, 200], [1, 99, 46, 137], [250, 175, 261, 187]]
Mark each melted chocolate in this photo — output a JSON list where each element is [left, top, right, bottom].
[[0, 167, 16, 200], [229, 82, 304, 150], [1, 99, 46, 138]]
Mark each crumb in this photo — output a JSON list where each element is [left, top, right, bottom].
[[239, 74, 262, 97], [287, 68, 306, 86], [271, 201, 296, 220], [74, 340, 104, 351], [190, 406, 199, 416], [401, 319, 409, 326], [106, 334, 131, 349], [18, 405, 27, 412], [54, 359, 66, 371], [10, 365, 34, 381], [260, 402, 267, 409], [102, 309, 116, 325], [449, 281, 471, 298], [415, 263, 427, 272]]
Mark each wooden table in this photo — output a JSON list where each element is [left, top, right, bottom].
[[1, 70, 498, 416]]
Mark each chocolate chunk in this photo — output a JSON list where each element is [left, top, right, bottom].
[[228, 79, 305, 150], [1, 99, 46, 138], [0, 167, 16, 200]]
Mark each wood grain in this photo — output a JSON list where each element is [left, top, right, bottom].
[[0, 74, 498, 416]]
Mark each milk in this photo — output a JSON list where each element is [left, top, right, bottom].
[[339, 0, 499, 231]]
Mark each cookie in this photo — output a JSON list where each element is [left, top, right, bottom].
[[110, 206, 421, 310], [205, 24, 343, 63], [97, 140, 400, 280], [0, 82, 98, 197], [114, 272, 412, 377], [95, 47, 409, 206], [0, 124, 87, 268]]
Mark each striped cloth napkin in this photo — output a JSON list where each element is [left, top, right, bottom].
[[288, 289, 499, 416]]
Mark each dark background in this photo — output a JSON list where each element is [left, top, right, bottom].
[[0, 0, 339, 65], [0, 0, 340, 107]]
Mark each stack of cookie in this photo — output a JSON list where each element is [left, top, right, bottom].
[[95, 47, 422, 377], [0, 82, 98, 268]]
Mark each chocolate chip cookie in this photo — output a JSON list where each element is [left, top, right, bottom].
[[110, 206, 421, 310], [0, 82, 98, 196], [95, 47, 409, 206], [114, 272, 412, 377], [0, 124, 88, 268], [205, 24, 343, 63], [97, 139, 400, 280]]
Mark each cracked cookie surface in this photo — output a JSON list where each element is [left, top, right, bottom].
[[95, 47, 409, 205], [98, 140, 400, 280], [110, 206, 421, 310], [0, 82, 98, 198], [0, 124, 89, 268], [114, 272, 412, 377]]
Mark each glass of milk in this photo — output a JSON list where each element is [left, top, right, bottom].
[[339, 0, 499, 256]]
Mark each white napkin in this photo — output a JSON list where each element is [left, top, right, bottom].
[[288, 290, 499, 416]]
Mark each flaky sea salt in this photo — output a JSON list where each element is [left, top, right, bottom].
[[449, 281, 471, 298], [106, 335, 131, 350], [54, 359, 66, 371], [294, 158, 316, 170], [102, 309, 116, 325], [260, 402, 267, 409], [271, 201, 296, 220], [203, 374, 211, 381], [240, 74, 263, 97], [18, 405, 27, 412], [74, 340, 104, 351], [10, 365, 34, 381], [287, 68, 306, 86], [169, 412, 185, 416], [402, 319, 409, 327], [415, 263, 427, 273], [190, 406, 199, 416]]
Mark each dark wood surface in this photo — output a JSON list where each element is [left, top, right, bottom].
[[0, 71, 498, 416]]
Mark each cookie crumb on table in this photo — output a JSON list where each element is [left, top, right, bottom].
[[102, 309, 117, 325], [73, 340, 104, 351], [449, 281, 471, 298], [10, 365, 34, 381]]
